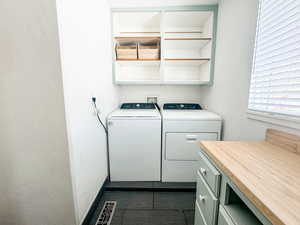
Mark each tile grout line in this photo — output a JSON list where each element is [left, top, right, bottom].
[[120, 209, 125, 225], [182, 210, 189, 225], [152, 191, 155, 209]]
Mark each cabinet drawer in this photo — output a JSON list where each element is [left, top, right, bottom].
[[195, 200, 208, 225], [218, 206, 235, 225], [196, 171, 218, 225], [166, 132, 218, 161], [198, 150, 221, 197]]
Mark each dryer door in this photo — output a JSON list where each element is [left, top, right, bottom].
[[165, 132, 218, 161]]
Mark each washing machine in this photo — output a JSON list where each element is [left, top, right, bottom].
[[107, 103, 161, 181], [161, 103, 222, 182]]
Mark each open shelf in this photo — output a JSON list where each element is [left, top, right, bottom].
[[224, 204, 262, 225], [164, 11, 213, 35], [164, 59, 211, 83], [223, 184, 263, 225], [112, 12, 161, 34], [115, 60, 161, 83], [164, 39, 212, 59]]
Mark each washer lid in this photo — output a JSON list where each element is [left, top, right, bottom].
[[162, 110, 221, 121], [109, 109, 161, 119]]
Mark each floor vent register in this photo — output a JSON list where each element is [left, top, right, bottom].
[[96, 201, 117, 225]]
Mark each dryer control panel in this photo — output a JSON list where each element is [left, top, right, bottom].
[[163, 103, 202, 110]]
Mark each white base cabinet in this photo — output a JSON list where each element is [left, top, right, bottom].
[[195, 149, 272, 225]]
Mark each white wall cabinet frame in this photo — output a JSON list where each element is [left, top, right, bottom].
[[111, 5, 218, 85]]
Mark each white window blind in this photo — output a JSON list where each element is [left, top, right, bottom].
[[248, 0, 300, 117]]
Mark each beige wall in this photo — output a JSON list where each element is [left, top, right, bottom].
[[0, 0, 76, 224]]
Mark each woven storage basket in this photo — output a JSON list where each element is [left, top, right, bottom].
[[116, 41, 137, 60], [138, 40, 160, 60]]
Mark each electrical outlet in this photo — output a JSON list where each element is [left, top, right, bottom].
[[147, 96, 158, 103]]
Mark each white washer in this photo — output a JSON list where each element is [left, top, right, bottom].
[[107, 103, 161, 181], [161, 103, 222, 182]]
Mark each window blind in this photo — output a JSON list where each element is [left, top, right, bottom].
[[248, 0, 300, 117]]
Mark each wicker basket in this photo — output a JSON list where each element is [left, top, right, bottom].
[[138, 40, 160, 60], [116, 41, 138, 60]]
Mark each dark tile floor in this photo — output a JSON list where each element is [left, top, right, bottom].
[[90, 191, 196, 225]]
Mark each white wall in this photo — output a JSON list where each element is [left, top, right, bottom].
[[56, 0, 119, 223], [199, 0, 300, 140], [119, 86, 203, 105], [0, 0, 76, 224]]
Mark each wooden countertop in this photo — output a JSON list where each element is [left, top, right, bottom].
[[199, 129, 300, 225]]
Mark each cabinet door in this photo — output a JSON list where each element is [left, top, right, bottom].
[[196, 171, 218, 225], [195, 201, 208, 225], [166, 132, 218, 160]]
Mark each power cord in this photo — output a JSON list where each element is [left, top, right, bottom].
[[92, 97, 111, 181], [92, 97, 108, 134]]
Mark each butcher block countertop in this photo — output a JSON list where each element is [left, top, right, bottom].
[[199, 129, 300, 225]]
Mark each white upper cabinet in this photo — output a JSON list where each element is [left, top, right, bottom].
[[111, 6, 218, 85]]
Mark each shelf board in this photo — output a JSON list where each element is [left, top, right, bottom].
[[164, 58, 210, 61], [165, 37, 212, 41], [114, 32, 161, 39], [116, 59, 160, 61], [224, 204, 263, 225], [115, 60, 161, 67], [119, 32, 160, 34], [115, 80, 211, 85], [115, 36, 161, 39], [165, 31, 203, 34], [163, 80, 211, 85], [115, 80, 162, 85]]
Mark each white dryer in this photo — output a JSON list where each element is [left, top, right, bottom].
[[161, 103, 222, 182], [107, 103, 161, 181]]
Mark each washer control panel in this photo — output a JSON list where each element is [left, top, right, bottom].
[[121, 103, 156, 109]]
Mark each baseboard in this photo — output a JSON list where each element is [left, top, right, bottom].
[[105, 181, 196, 192], [81, 177, 109, 225], [105, 186, 196, 192]]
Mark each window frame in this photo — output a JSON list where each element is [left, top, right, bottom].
[[247, 0, 300, 130]]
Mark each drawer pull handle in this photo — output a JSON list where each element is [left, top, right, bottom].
[[199, 195, 206, 203], [186, 135, 197, 141], [200, 168, 207, 176]]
